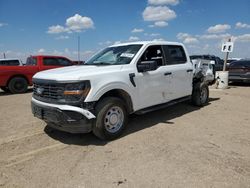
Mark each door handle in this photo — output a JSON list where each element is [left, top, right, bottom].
[[186, 69, 193, 73], [164, 72, 172, 76]]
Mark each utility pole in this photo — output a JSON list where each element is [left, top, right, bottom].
[[78, 36, 80, 64], [3, 53, 6, 59], [223, 38, 231, 71]]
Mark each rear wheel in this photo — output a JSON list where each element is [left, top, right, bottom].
[[192, 82, 209, 106], [8, 77, 28, 94], [93, 97, 128, 140], [0, 86, 9, 92]]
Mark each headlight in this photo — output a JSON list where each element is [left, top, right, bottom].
[[63, 81, 90, 102]]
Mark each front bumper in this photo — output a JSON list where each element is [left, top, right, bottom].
[[31, 98, 96, 133]]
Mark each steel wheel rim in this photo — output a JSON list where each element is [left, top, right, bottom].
[[104, 106, 124, 133], [14, 81, 24, 91], [200, 87, 208, 104]]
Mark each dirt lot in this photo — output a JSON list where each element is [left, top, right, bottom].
[[0, 85, 250, 188]]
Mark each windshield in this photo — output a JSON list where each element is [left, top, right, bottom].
[[85, 44, 142, 65]]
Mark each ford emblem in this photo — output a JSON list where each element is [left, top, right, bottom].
[[36, 87, 44, 95]]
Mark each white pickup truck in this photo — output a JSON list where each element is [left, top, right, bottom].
[[31, 41, 209, 140]]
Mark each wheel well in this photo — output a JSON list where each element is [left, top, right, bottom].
[[98, 89, 134, 113], [7, 75, 29, 87]]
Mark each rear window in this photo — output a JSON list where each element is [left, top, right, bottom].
[[26, 57, 37, 65], [0, 60, 20, 66]]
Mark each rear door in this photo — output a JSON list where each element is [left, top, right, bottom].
[[162, 45, 193, 99]]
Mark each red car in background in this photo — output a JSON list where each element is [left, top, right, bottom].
[[228, 60, 250, 83], [0, 55, 75, 94]]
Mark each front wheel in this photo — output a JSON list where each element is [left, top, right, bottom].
[[192, 82, 209, 106], [93, 97, 128, 140]]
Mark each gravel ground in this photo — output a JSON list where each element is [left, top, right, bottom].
[[0, 85, 250, 188]]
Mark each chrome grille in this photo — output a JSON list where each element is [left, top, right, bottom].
[[33, 83, 65, 102]]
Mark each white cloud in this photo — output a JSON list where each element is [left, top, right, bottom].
[[55, 35, 69, 40], [38, 48, 45, 53], [98, 41, 112, 46], [66, 14, 94, 32], [129, 36, 140, 41], [207, 24, 231, 33], [143, 6, 176, 22], [183, 37, 199, 44], [235, 22, 250, 29], [153, 21, 168, 27], [177, 33, 190, 40], [48, 14, 94, 34], [114, 41, 122, 45], [200, 33, 231, 40], [177, 33, 199, 44], [235, 34, 250, 42], [148, 0, 179, 5], [152, 38, 165, 41], [48, 25, 68, 34], [150, 33, 161, 37], [131, 28, 144, 33]]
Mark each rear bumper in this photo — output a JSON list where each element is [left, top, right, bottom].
[[31, 98, 96, 133]]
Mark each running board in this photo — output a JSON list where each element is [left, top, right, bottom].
[[135, 96, 191, 115]]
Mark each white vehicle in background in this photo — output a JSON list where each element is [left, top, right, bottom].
[[191, 59, 215, 85], [0, 58, 23, 66], [31, 41, 210, 140]]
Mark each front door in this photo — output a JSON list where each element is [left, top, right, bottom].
[[135, 45, 173, 110]]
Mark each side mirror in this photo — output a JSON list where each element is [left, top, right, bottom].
[[137, 60, 158, 72]]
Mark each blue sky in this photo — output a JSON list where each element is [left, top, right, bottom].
[[0, 0, 250, 62]]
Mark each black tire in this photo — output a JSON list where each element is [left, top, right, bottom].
[[192, 82, 209, 107], [92, 97, 128, 140], [8, 77, 28, 94], [0, 86, 9, 92]]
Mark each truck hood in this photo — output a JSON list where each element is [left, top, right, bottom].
[[33, 65, 124, 81]]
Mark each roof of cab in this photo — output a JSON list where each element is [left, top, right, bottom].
[[0, 58, 20, 61], [110, 40, 184, 47]]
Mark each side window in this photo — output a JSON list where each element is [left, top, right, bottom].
[[0, 60, 19, 66], [44, 58, 72, 66], [8, 60, 20, 65], [140, 45, 164, 67], [164, 45, 187, 65], [43, 58, 59, 66], [231, 61, 245, 67], [57, 58, 72, 66]]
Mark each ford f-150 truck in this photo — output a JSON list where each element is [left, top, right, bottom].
[[31, 41, 209, 140], [0, 55, 74, 93]]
